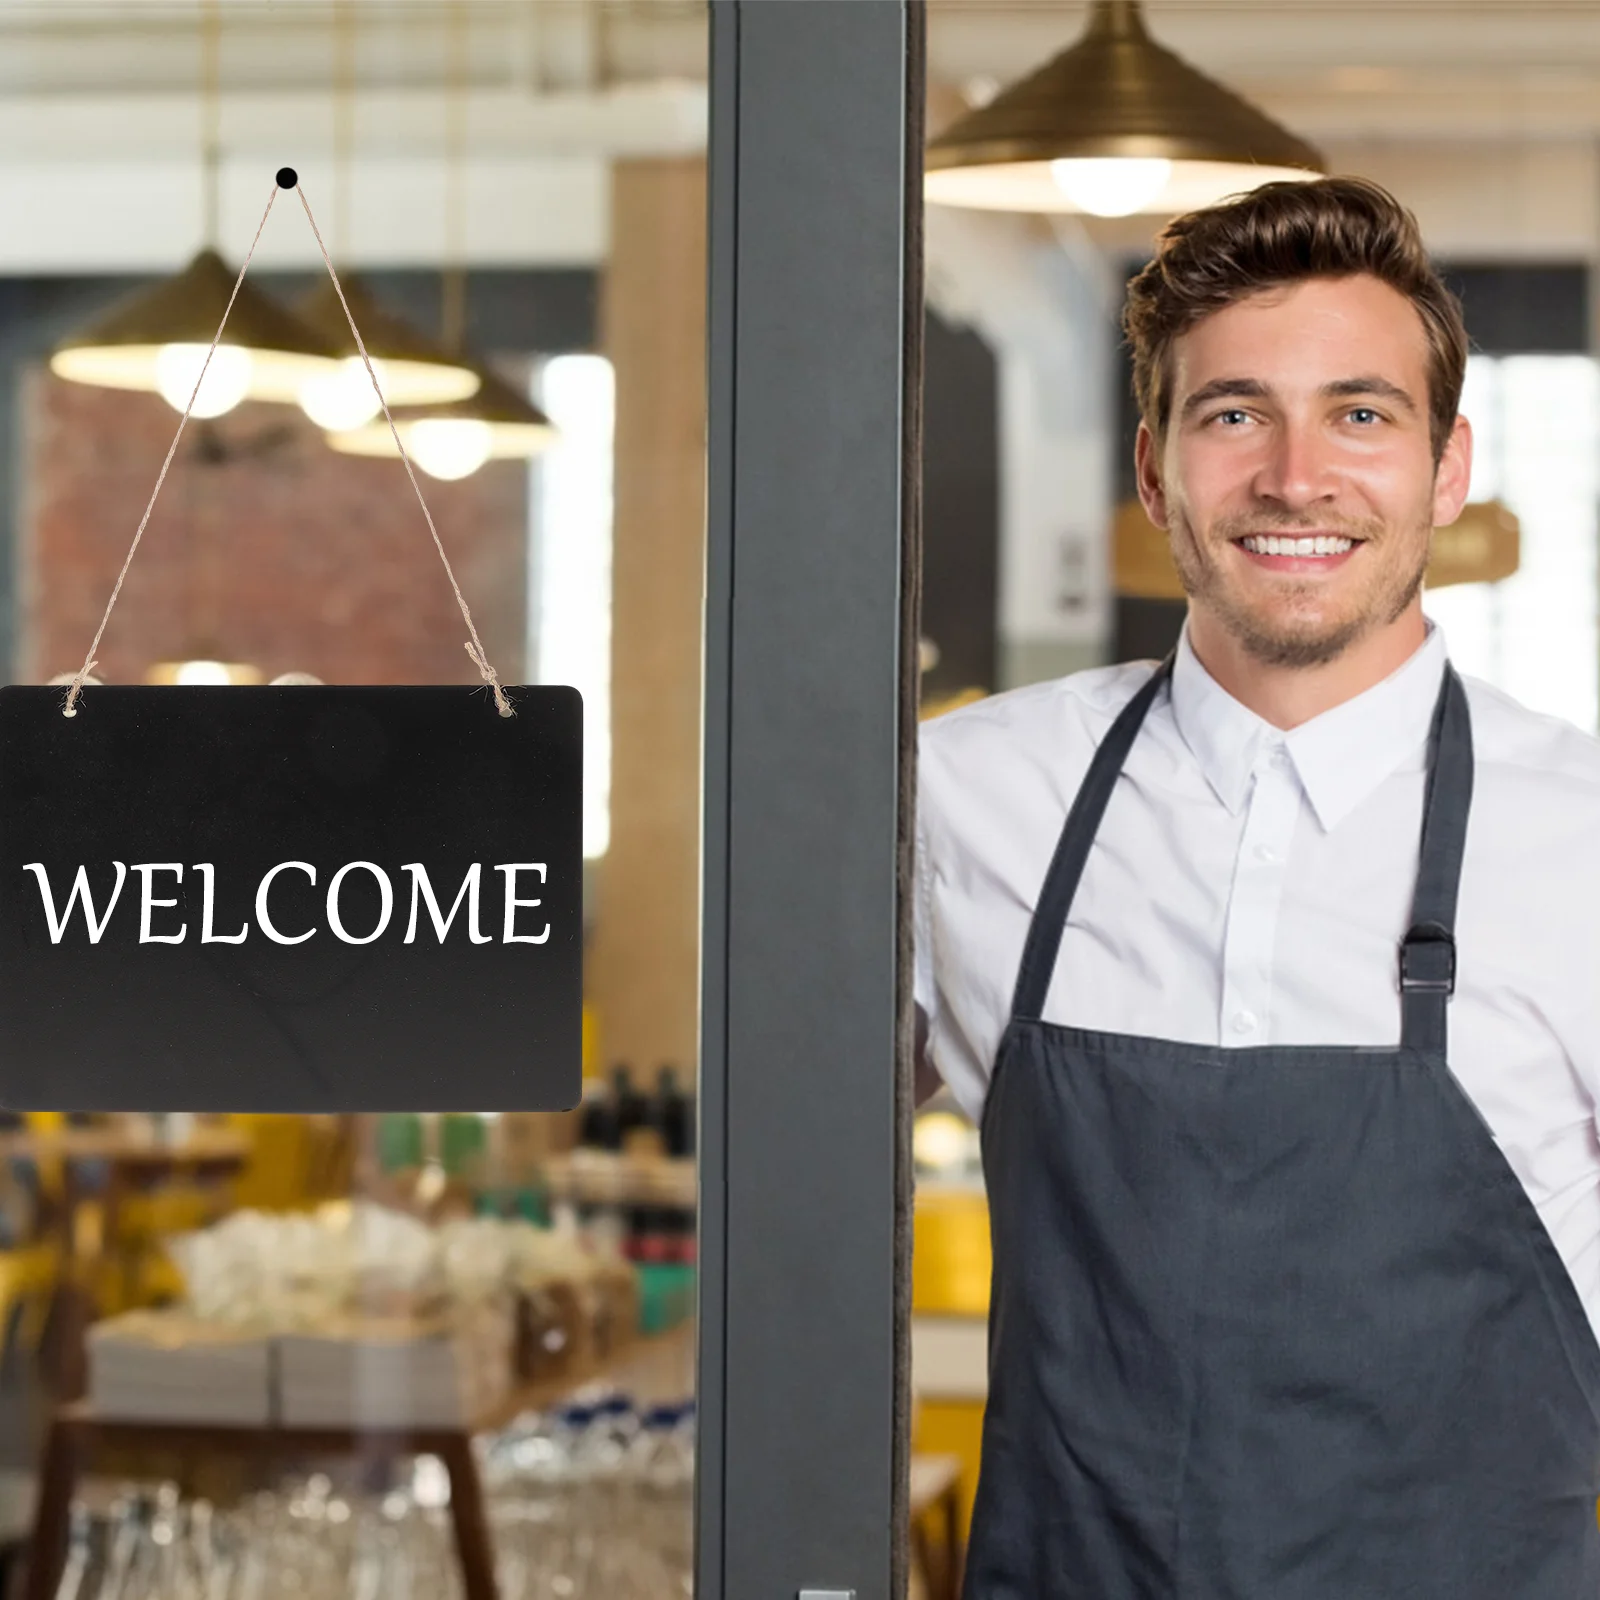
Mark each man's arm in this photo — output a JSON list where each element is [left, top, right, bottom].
[[913, 1002, 943, 1108]]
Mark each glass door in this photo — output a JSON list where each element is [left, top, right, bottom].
[[0, 3, 927, 1598], [0, 3, 711, 1596]]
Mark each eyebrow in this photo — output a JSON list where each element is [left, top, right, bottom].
[[1179, 374, 1421, 420], [1322, 375, 1419, 414]]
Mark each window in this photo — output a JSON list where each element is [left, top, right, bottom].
[[1425, 354, 1600, 731], [530, 354, 616, 860]]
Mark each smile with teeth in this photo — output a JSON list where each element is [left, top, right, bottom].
[[1239, 535, 1356, 557]]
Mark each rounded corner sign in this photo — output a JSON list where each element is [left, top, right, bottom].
[[0, 685, 583, 1112]]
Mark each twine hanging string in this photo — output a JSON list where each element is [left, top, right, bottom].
[[61, 168, 513, 721], [291, 176, 512, 717]]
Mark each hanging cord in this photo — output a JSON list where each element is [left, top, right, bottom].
[[332, 0, 355, 265], [61, 170, 513, 721], [200, 0, 221, 250], [293, 177, 512, 717], [62, 180, 281, 719], [441, 0, 468, 353]]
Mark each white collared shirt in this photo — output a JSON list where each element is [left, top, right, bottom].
[[916, 621, 1600, 1336]]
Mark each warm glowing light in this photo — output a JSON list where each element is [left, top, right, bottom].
[[407, 418, 494, 481], [913, 1111, 974, 1172], [173, 660, 234, 686], [534, 355, 614, 860], [154, 344, 253, 418], [1049, 157, 1172, 216], [298, 357, 385, 431]]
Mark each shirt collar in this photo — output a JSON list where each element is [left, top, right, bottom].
[[1168, 619, 1449, 833]]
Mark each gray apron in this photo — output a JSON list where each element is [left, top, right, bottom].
[[965, 654, 1600, 1598]]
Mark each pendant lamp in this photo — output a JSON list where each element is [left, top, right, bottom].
[[286, 277, 482, 428], [326, 360, 555, 481], [50, 249, 342, 420], [925, 0, 1324, 216], [48, 0, 340, 417]]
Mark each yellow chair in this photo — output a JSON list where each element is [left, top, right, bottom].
[[0, 1241, 59, 1363], [912, 1187, 991, 1545], [226, 1115, 354, 1213], [0, 1115, 67, 1357]]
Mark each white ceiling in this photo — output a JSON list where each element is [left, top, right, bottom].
[[0, 3, 1592, 139], [0, 3, 1593, 104], [0, 2, 1594, 268]]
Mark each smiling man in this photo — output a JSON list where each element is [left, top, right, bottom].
[[915, 178, 1600, 1596]]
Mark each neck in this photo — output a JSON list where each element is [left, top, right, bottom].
[[1185, 602, 1428, 730]]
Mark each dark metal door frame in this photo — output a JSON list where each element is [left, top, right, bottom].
[[699, 4, 923, 1596]]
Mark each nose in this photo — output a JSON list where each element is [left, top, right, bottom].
[[1251, 418, 1338, 512]]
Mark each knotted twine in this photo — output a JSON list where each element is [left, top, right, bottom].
[[61, 168, 514, 720]]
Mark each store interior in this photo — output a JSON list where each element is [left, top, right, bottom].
[[0, 2, 1589, 1597], [913, 0, 1600, 1575]]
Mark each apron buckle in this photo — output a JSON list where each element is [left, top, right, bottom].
[[1399, 922, 1456, 993]]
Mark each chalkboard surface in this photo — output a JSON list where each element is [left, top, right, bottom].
[[0, 686, 582, 1111]]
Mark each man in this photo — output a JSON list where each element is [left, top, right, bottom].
[[914, 177, 1600, 1596]]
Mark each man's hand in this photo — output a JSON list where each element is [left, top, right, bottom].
[[914, 1003, 943, 1107]]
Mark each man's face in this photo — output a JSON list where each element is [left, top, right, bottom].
[[1135, 274, 1472, 669]]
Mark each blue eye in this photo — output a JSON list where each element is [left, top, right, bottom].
[[1348, 407, 1382, 425], [1213, 408, 1250, 427]]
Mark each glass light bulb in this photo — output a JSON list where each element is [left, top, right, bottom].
[[406, 418, 494, 481], [173, 660, 233, 686], [154, 343, 253, 419], [1049, 157, 1173, 217], [298, 357, 385, 431]]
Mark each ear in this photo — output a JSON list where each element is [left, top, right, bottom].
[[1135, 420, 1169, 529], [1431, 414, 1473, 528]]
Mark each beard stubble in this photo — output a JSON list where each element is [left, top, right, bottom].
[[1167, 507, 1431, 670]]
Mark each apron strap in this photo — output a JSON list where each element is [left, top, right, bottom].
[[1010, 654, 1175, 1023], [1008, 650, 1474, 1058], [1399, 663, 1473, 1057]]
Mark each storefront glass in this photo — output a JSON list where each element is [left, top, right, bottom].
[[0, 4, 708, 1597]]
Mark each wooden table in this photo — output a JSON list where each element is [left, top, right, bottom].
[[0, 1124, 250, 1271], [0, 1126, 250, 1243], [0, 1126, 250, 1168]]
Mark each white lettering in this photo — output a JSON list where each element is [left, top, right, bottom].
[[326, 861, 394, 946], [192, 863, 248, 944], [132, 864, 186, 944], [497, 863, 550, 944], [402, 863, 490, 945], [23, 860, 542, 948], [256, 862, 317, 945], [22, 862, 127, 944]]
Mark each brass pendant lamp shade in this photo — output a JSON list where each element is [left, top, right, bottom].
[[286, 274, 482, 424], [926, 0, 1324, 216], [49, 248, 343, 417], [325, 361, 555, 481]]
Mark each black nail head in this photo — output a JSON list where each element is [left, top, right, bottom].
[[276, 167, 298, 189]]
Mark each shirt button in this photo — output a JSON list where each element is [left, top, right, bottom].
[[1232, 1010, 1259, 1036], [1254, 843, 1278, 863], [1272, 747, 1293, 769]]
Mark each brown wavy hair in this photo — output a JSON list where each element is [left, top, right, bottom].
[[1123, 176, 1468, 462]]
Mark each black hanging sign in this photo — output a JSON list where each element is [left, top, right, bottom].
[[0, 686, 582, 1111]]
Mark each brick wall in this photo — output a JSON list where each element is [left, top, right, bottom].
[[19, 368, 527, 688]]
